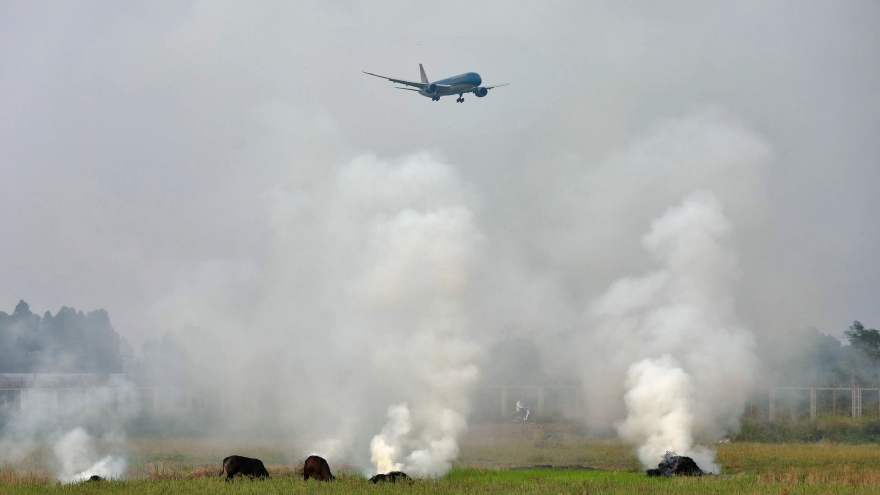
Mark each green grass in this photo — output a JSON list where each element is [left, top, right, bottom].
[[4, 469, 880, 495]]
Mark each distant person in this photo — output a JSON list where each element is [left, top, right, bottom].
[[515, 400, 530, 421]]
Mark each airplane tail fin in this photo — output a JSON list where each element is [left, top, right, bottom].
[[419, 64, 428, 84]]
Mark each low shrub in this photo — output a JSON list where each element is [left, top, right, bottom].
[[734, 417, 880, 443]]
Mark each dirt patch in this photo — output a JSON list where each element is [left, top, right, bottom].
[[508, 465, 596, 471]]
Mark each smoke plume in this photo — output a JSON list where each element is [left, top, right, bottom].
[[3, 111, 767, 478], [586, 192, 757, 471], [54, 427, 126, 483], [370, 402, 469, 477], [0, 376, 134, 479], [164, 152, 481, 475], [157, 109, 769, 474]]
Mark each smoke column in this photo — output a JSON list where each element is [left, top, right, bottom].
[[0, 377, 134, 480], [165, 152, 481, 475], [350, 155, 482, 476], [54, 427, 126, 483], [586, 191, 757, 472]]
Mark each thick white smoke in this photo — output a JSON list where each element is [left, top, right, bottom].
[[370, 403, 411, 474], [354, 159, 481, 475], [311, 153, 481, 476], [164, 152, 481, 475], [370, 403, 469, 477], [159, 109, 766, 476], [54, 427, 126, 483], [0, 377, 134, 480], [586, 191, 757, 472]]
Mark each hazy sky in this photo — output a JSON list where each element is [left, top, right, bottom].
[[2, 1, 878, 348]]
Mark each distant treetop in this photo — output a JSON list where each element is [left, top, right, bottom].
[[0, 300, 123, 373]]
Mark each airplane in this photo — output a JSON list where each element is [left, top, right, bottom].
[[363, 64, 508, 103]]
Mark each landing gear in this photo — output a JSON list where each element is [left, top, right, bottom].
[[456, 94, 465, 103], [432, 96, 440, 101]]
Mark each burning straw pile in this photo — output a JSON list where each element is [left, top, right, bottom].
[[646, 452, 704, 477]]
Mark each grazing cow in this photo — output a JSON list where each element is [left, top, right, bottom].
[[220, 455, 270, 481], [302, 455, 334, 481], [369, 471, 411, 483], [88, 475, 103, 481]]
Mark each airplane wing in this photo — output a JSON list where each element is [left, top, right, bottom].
[[363, 71, 424, 88], [463, 83, 509, 94]]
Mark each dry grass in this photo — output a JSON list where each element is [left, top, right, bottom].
[[757, 468, 880, 488], [458, 424, 636, 470], [718, 441, 880, 474], [134, 464, 304, 481], [0, 470, 52, 485]]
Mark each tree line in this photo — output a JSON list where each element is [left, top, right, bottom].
[[3, 298, 879, 388], [756, 321, 880, 386], [0, 300, 123, 373], [0, 300, 192, 385]]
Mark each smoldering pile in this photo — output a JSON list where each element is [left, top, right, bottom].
[[369, 471, 411, 483], [646, 452, 704, 477]]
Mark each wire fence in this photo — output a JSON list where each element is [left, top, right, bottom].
[[2, 385, 878, 421]]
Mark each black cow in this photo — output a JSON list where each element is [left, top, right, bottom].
[[369, 471, 411, 483], [220, 455, 270, 481], [88, 475, 104, 482], [303, 455, 334, 481]]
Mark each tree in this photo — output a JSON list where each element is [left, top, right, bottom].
[[0, 300, 124, 373], [844, 321, 880, 368]]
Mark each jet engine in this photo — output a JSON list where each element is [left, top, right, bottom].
[[426, 83, 438, 93], [474, 87, 488, 97]]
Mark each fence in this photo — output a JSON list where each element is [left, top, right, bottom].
[[471, 386, 583, 421], [0, 385, 584, 420], [745, 387, 880, 421], [475, 386, 880, 422], [0, 387, 224, 416], [3, 385, 879, 422]]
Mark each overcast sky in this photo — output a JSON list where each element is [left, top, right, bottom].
[[2, 1, 878, 348]]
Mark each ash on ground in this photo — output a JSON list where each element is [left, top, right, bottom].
[[646, 452, 704, 477]]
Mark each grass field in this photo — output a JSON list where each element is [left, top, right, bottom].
[[3, 423, 880, 494]]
